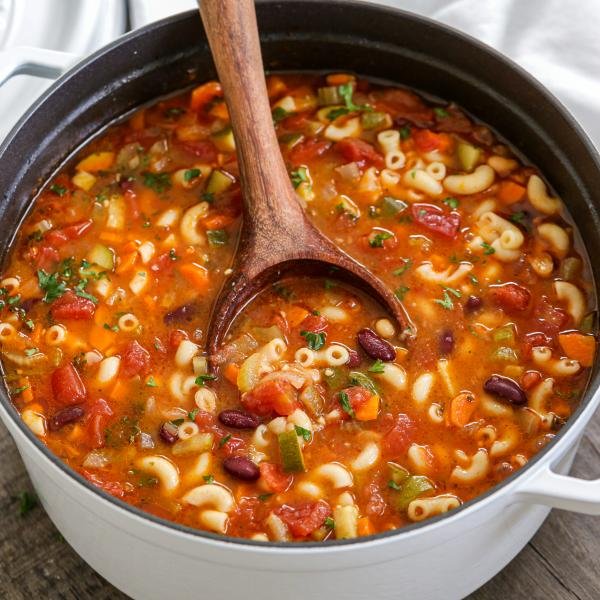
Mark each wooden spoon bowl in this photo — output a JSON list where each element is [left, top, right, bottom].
[[198, 0, 414, 358]]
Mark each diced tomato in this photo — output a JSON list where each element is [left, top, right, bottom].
[[51, 363, 87, 407], [299, 313, 328, 334], [45, 219, 93, 247], [276, 500, 331, 538], [241, 380, 298, 416], [289, 137, 331, 165], [411, 203, 460, 238], [150, 252, 177, 274], [522, 331, 552, 357], [521, 370, 542, 391], [219, 434, 245, 457], [50, 290, 96, 320], [34, 245, 60, 271], [340, 385, 372, 414], [282, 113, 310, 129], [179, 140, 218, 162], [335, 137, 384, 169], [168, 329, 189, 349], [85, 398, 114, 449], [534, 296, 569, 335], [382, 413, 415, 456], [413, 129, 451, 153], [490, 283, 531, 314], [120, 340, 151, 378], [194, 410, 215, 430], [81, 470, 126, 498], [259, 462, 293, 493]]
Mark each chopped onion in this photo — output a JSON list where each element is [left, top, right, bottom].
[[82, 450, 110, 469]]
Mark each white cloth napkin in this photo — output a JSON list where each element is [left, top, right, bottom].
[[129, 0, 600, 149]]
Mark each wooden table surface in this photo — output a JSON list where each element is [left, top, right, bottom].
[[1, 413, 599, 600]]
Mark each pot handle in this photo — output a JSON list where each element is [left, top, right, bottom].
[[0, 46, 79, 88], [515, 463, 600, 515]]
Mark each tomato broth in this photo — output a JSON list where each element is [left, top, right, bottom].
[[0, 73, 595, 541]]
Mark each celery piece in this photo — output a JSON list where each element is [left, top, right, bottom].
[[393, 475, 434, 512], [492, 325, 515, 345], [323, 366, 346, 390], [317, 86, 341, 106], [492, 346, 518, 362], [457, 142, 481, 172], [278, 429, 305, 472], [361, 111, 391, 130], [211, 127, 236, 152], [172, 433, 214, 456], [205, 169, 234, 195], [380, 196, 408, 218], [388, 462, 410, 486]]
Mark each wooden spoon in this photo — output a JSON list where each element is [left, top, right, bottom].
[[198, 0, 414, 358]]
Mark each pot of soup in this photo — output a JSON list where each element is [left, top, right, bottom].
[[0, 2, 599, 599]]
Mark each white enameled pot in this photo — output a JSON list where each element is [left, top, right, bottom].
[[1, 5, 600, 599]]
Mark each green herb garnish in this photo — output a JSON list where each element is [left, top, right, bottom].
[[368, 359, 385, 374], [300, 330, 326, 351], [195, 374, 217, 386], [294, 425, 312, 441], [207, 229, 228, 246], [338, 390, 355, 418], [142, 171, 171, 193]]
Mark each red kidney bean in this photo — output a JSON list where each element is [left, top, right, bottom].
[[159, 421, 179, 444], [357, 328, 395, 362], [163, 303, 196, 325], [483, 374, 527, 405], [218, 409, 260, 429], [48, 405, 85, 431], [346, 349, 361, 368], [223, 456, 260, 481], [464, 295, 482, 312], [439, 329, 454, 355]]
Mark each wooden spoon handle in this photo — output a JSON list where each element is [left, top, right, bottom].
[[198, 0, 304, 228]]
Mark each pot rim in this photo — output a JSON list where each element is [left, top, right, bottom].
[[1, 0, 599, 551]]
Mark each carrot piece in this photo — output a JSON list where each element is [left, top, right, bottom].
[[130, 108, 146, 131], [18, 377, 33, 402], [99, 231, 122, 245], [355, 394, 380, 421], [93, 304, 110, 326], [498, 180, 526, 205], [136, 186, 160, 215], [357, 517, 375, 537], [266, 75, 287, 99], [109, 379, 130, 402], [559, 332, 596, 367], [223, 362, 240, 386], [326, 73, 354, 86], [190, 81, 222, 111], [209, 102, 229, 120], [116, 251, 138, 274], [179, 262, 211, 292], [89, 325, 116, 352], [201, 213, 236, 230], [286, 306, 310, 327], [76, 151, 115, 173], [446, 391, 477, 427]]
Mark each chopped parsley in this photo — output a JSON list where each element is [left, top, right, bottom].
[[37, 270, 66, 302], [392, 258, 412, 276], [388, 480, 402, 491], [17, 491, 38, 517], [164, 107, 185, 118], [74, 279, 98, 303], [219, 434, 232, 448], [207, 229, 228, 246], [369, 231, 393, 248], [290, 166, 309, 189], [338, 390, 355, 418], [300, 330, 326, 351], [469, 273, 479, 286], [201, 192, 215, 203], [324, 516, 335, 529], [142, 171, 171, 193], [443, 197, 459, 209], [50, 184, 67, 197], [324, 279, 336, 290], [272, 106, 289, 123], [146, 376, 158, 387], [195, 374, 217, 387], [338, 82, 371, 113], [168, 248, 178, 261], [273, 283, 294, 300], [203, 474, 215, 484], [481, 241, 496, 255], [11, 384, 30, 395], [294, 425, 312, 441], [434, 290, 455, 310], [368, 359, 385, 374], [394, 286, 410, 301], [103, 323, 119, 332], [188, 408, 199, 421], [258, 493, 274, 502], [434, 107, 449, 118], [327, 106, 349, 121], [24, 348, 39, 357], [399, 125, 411, 140], [184, 168, 201, 182], [170, 418, 185, 427], [443, 285, 462, 298]]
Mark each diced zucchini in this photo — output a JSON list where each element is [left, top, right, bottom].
[[323, 366, 346, 390], [317, 86, 342, 106], [211, 127, 236, 152], [559, 257, 582, 282], [335, 195, 361, 220], [333, 505, 358, 539], [492, 346, 518, 362], [457, 142, 481, 172], [388, 462, 410, 486], [278, 429, 305, 472], [392, 475, 434, 511], [87, 244, 115, 271], [279, 132, 304, 149], [237, 352, 264, 393], [251, 325, 284, 345], [361, 111, 392, 131], [380, 196, 408, 217], [205, 169, 235, 195], [172, 432, 214, 456]]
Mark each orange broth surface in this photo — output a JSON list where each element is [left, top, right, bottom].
[[0, 73, 596, 541]]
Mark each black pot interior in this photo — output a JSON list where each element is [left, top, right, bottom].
[[0, 0, 599, 545]]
